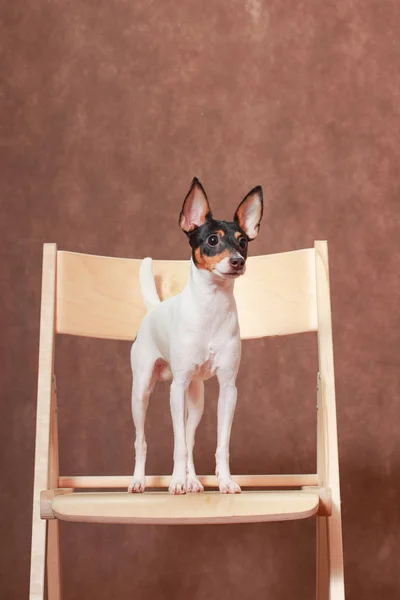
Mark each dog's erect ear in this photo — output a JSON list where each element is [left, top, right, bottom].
[[234, 186, 263, 240], [179, 178, 212, 233]]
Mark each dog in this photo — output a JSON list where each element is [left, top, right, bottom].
[[128, 178, 263, 495]]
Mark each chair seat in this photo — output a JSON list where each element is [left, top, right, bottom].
[[52, 490, 320, 525]]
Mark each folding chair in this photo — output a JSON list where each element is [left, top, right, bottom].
[[29, 241, 345, 599]]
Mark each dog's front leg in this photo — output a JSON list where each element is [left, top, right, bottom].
[[215, 373, 241, 494], [169, 379, 189, 494], [186, 380, 204, 493]]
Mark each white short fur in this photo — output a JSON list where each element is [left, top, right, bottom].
[[128, 179, 262, 495]]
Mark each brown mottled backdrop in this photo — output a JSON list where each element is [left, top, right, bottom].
[[1, 1, 400, 598]]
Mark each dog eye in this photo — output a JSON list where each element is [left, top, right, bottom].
[[207, 234, 219, 247], [238, 237, 248, 249]]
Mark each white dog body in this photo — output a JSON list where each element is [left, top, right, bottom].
[[129, 178, 263, 495]]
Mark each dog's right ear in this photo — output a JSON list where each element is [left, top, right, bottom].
[[179, 178, 212, 233]]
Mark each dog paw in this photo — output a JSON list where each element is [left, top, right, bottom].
[[128, 478, 145, 493], [218, 479, 241, 494], [187, 476, 204, 493], [169, 479, 187, 495]]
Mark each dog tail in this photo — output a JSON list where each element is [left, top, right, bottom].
[[139, 257, 161, 310]]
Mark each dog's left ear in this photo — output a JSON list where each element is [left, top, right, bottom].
[[179, 178, 212, 233], [234, 186, 263, 240]]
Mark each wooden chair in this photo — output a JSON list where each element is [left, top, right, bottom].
[[29, 241, 345, 599]]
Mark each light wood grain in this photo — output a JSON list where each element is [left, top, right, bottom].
[[51, 491, 320, 525], [315, 241, 345, 599], [58, 473, 318, 489], [47, 375, 62, 600], [46, 522, 61, 600], [317, 516, 330, 599], [302, 487, 332, 517], [29, 244, 57, 600], [317, 372, 327, 487], [55, 248, 318, 340], [41, 489, 75, 520], [48, 377, 59, 490]]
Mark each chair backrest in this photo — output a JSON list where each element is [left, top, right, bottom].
[[36, 241, 339, 497], [55, 247, 318, 340]]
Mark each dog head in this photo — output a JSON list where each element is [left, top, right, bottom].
[[179, 178, 263, 279]]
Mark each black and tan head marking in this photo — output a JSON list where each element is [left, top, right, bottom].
[[179, 178, 263, 277]]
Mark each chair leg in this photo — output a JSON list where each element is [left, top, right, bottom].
[[47, 519, 62, 599], [317, 516, 329, 599], [317, 511, 345, 599], [29, 517, 47, 600]]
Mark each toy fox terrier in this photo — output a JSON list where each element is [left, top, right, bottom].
[[129, 178, 263, 495]]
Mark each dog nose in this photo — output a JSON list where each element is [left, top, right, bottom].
[[229, 256, 245, 270]]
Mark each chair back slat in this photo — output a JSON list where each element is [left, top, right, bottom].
[[55, 248, 318, 340]]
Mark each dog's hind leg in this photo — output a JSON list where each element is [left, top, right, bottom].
[[186, 380, 204, 493], [128, 360, 155, 494]]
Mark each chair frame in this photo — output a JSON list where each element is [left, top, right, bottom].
[[29, 241, 345, 600]]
